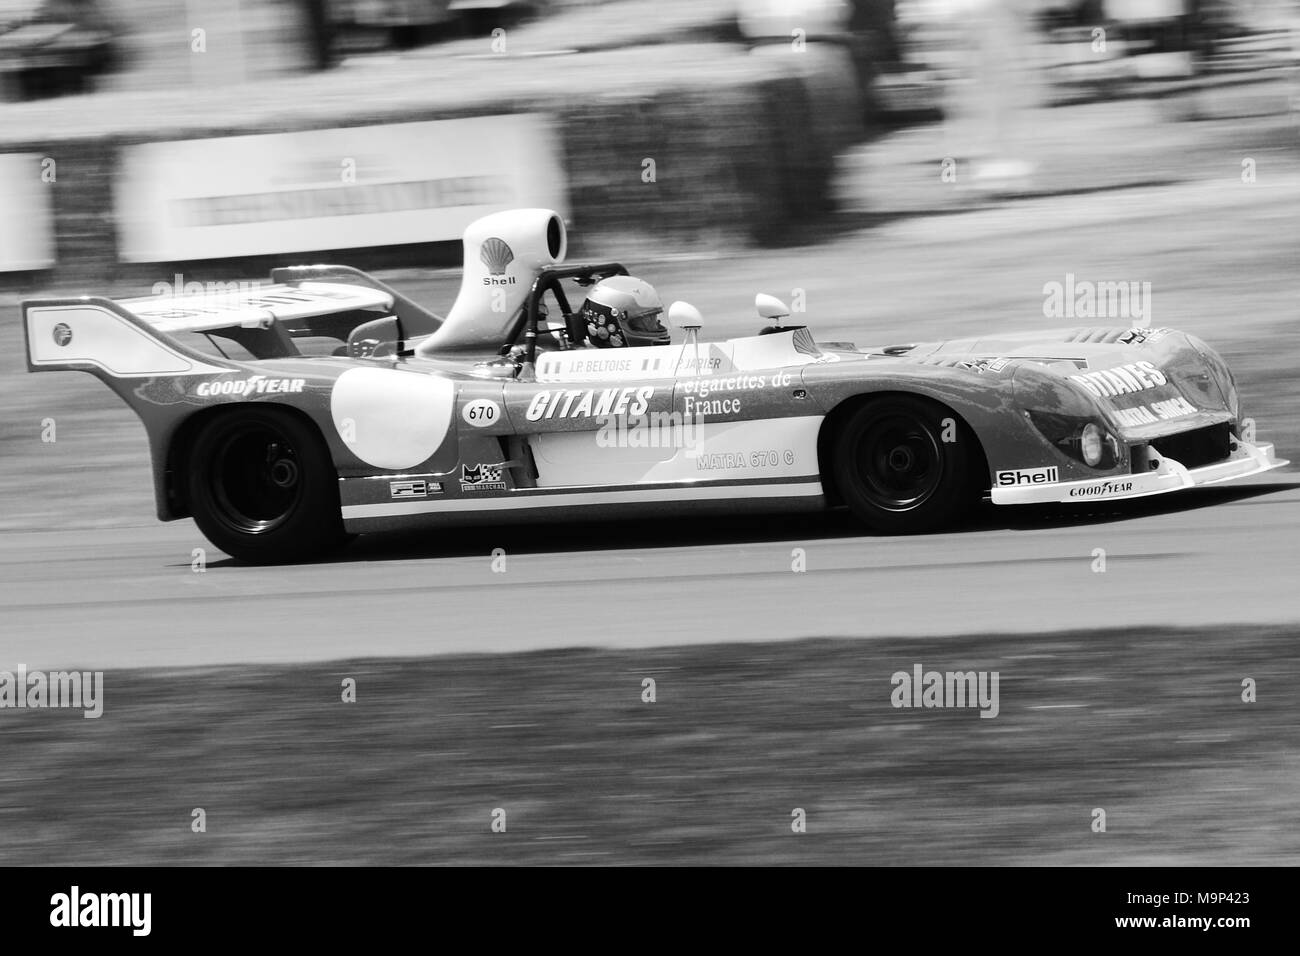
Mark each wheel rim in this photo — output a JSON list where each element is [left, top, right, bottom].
[[854, 412, 943, 512], [207, 423, 304, 534]]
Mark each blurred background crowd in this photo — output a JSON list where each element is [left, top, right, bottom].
[[1, 1, 1293, 100], [0, 0, 1296, 282]]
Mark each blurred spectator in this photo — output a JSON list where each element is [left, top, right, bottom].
[[936, 0, 1041, 188], [304, 0, 333, 69]]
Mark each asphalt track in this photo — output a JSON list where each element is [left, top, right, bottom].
[[3, 475, 1295, 670]]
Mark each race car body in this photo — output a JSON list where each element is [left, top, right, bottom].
[[23, 208, 1287, 562]]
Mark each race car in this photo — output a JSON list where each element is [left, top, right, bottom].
[[23, 208, 1287, 563]]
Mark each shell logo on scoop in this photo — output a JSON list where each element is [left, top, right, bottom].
[[330, 367, 455, 469]]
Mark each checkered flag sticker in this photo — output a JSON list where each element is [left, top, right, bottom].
[[462, 464, 503, 484]]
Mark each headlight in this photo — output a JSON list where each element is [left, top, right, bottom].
[[1081, 423, 1104, 466], [1026, 410, 1119, 469]]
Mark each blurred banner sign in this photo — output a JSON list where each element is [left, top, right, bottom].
[[1102, 0, 1187, 20], [0, 154, 55, 271], [115, 114, 568, 262]]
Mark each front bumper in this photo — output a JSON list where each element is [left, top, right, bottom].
[[990, 439, 1288, 505]]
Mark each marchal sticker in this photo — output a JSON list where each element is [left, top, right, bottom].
[[52, 323, 72, 346], [460, 464, 507, 492]]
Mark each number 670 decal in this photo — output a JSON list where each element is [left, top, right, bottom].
[[463, 399, 501, 427]]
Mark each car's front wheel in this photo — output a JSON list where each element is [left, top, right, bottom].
[[831, 396, 975, 534], [186, 408, 345, 564]]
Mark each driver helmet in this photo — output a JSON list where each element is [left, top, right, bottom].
[[582, 275, 670, 348]]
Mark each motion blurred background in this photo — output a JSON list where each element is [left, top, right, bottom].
[[1, 0, 1297, 277]]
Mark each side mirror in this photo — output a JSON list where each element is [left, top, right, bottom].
[[756, 293, 791, 322], [347, 315, 403, 358], [668, 300, 703, 331]]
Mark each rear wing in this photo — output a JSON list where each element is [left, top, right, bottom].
[[23, 295, 236, 380], [268, 265, 443, 342], [23, 269, 444, 379]]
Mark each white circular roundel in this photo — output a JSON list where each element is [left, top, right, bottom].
[[462, 399, 500, 428], [330, 367, 455, 470]]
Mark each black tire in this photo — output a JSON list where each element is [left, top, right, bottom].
[[186, 407, 345, 564], [831, 396, 974, 534]]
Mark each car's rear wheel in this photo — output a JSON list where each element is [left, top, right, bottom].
[[186, 408, 345, 564], [832, 396, 974, 534]]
